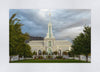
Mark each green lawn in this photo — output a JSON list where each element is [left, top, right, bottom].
[[10, 59, 90, 63]]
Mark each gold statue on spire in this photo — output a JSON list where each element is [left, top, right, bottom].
[[49, 9, 51, 16], [49, 9, 51, 22], [49, 12, 51, 16]]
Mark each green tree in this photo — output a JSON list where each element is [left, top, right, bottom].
[[16, 43, 32, 58], [9, 13, 32, 61], [72, 33, 84, 61], [63, 51, 67, 55], [9, 13, 21, 56], [68, 49, 75, 59], [43, 50, 46, 55], [71, 26, 91, 62], [53, 51, 58, 55], [33, 51, 37, 55], [82, 26, 91, 62]]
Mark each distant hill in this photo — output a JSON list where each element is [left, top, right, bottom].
[[25, 36, 44, 43]]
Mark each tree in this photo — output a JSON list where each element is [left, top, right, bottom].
[[68, 49, 75, 59], [33, 51, 37, 55], [71, 26, 91, 62], [63, 51, 67, 55], [82, 26, 91, 62], [16, 43, 32, 58], [9, 14, 21, 56], [9, 13, 32, 61], [43, 50, 47, 55], [71, 33, 85, 61], [53, 51, 58, 55]]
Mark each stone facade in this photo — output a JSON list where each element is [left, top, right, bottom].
[[28, 39, 72, 55]]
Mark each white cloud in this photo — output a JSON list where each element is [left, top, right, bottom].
[[55, 26, 84, 40]]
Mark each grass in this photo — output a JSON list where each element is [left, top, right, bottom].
[[10, 59, 90, 63]]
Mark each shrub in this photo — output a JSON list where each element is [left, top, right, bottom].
[[53, 51, 58, 55], [56, 56, 63, 59], [63, 51, 67, 55], [37, 56, 43, 59], [46, 55, 53, 59]]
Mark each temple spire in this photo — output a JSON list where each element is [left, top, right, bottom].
[[49, 11, 51, 16], [45, 10, 55, 39], [49, 10, 51, 23]]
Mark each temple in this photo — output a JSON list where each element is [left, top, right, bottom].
[[27, 12, 72, 55]]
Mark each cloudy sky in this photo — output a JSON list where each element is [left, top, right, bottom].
[[9, 9, 91, 42]]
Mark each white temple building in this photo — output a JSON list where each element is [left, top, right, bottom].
[[27, 13, 72, 55]]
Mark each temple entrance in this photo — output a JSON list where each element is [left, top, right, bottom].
[[47, 48, 52, 55], [58, 50, 61, 56]]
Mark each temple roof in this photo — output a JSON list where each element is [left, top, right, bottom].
[[28, 40, 44, 46]]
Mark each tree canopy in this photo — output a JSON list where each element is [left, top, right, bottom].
[[71, 26, 91, 62], [9, 13, 32, 57]]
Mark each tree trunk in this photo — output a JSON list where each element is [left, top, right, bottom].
[[73, 56, 75, 60], [79, 55, 80, 61], [86, 55, 88, 62], [73, 55, 75, 60], [10, 56, 11, 62], [18, 56, 20, 61]]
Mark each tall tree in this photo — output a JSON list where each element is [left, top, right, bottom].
[[71, 34, 84, 61], [82, 26, 91, 62], [71, 26, 91, 62], [9, 14, 21, 56], [9, 13, 32, 61]]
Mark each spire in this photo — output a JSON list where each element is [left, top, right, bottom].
[[45, 10, 55, 39], [49, 11, 51, 16], [49, 10, 51, 23]]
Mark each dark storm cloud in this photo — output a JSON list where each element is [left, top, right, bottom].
[[9, 9, 91, 42]]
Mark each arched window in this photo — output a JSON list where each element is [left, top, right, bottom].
[[48, 48, 52, 55]]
